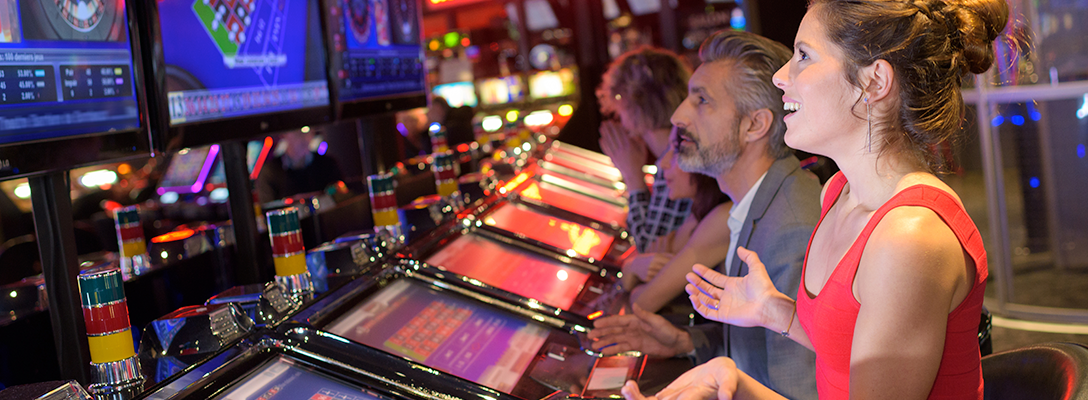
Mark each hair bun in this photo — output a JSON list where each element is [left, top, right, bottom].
[[949, 0, 1010, 74]]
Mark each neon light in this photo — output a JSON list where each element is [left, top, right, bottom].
[[251, 137, 273, 180], [482, 115, 503, 132], [557, 104, 573, 116], [190, 144, 219, 194], [501, 172, 531, 193], [151, 229, 196, 243], [587, 310, 604, 320]]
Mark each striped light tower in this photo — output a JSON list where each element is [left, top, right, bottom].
[[433, 152, 460, 199], [113, 205, 150, 278], [265, 207, 314, 299], [79, 268, 144, 399], [367, 173, 402, 240]]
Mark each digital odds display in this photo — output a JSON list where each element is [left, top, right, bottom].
[[0, 0, 141, 145], [324, 0, 425, 103]]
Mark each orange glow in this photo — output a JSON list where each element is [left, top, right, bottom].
[[519, 182, 542, 200], [151, 229, 196, 243], [460, 37, 470, 47], [456, 143, 470, 153], [587, 310, 604, 320], [284, 198, 294, 205], [117, 163, 131, 175], [561, 222, 603, 257], [251, 136, 274, 180], [500, 172, 531, 193]]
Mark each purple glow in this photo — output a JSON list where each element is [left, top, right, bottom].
[[317, 141, 328, 155]]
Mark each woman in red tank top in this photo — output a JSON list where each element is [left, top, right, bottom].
[[619, 0, 1010, 399]]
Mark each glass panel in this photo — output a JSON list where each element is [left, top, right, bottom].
[[990, 98, 1088, 309]]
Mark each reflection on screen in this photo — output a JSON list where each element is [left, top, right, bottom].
[[157, 0, 329, 125], [520, 181, 626, 227], [326, 279, 549, 393], [216, 355, 387, 400], [426, 233, 590, 310], [0, 0, 140, 144], [484, 203, 613, 260]]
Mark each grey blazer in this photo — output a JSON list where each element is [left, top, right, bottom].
[[686, 156, 821, 400]]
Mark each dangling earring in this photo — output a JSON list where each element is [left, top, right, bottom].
[[865, 97, 872, 153]]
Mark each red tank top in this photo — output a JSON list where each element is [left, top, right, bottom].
[[795, 173, 987, 400]]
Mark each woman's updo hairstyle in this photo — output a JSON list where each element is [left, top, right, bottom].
[[810, 0, 1009, 171]]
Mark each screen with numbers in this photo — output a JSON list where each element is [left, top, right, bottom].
[[0, 0, 141, 145]]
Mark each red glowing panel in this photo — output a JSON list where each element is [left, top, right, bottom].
[[521, 182, 626, 227], [425, 233, 590, 310], [539, 171, 625, 202], [484, 203, 613, 260]]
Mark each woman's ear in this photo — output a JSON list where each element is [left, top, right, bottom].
[[860, 59, 895, 103]]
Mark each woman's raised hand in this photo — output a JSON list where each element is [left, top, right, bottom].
[[685, 247, 784, 328]]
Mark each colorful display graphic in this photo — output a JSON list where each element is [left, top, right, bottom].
[[484, 203, 613, 260], [217, 356, 390, 400], [327, 0, 424, 102], [326, 280, 549, 393], [520, 181, 627, 227], [426, 233, 590, 310], [159, 0, 329, 124]]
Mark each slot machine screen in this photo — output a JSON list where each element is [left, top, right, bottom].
[[157, 145, 217, 195], [425, 233, 590, 310], [478, 76, 524, 106], [326, 279, 550, 393], [215, 355, 393, 400], [156, 0, 329, 126], [323, 0, 426, 116], [483, 203, 613, 260], [528, 68, 575, 100], [519, 180, 627, 227], [432, 81, 476, 108]]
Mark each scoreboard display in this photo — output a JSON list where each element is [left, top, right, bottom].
[[0, 0, 140, 145]]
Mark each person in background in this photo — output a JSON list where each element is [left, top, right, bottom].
[[427, 96, 475, 148], [598, 46, 695, 253], [257, 128, 344, 203], [624, 0, 1007, 398], [590, 30, 820, 400], [395, 107, 430, 158], [622, 130, 732, 314]]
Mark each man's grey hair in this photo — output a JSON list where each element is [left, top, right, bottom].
[[698, 30, 793, 159]]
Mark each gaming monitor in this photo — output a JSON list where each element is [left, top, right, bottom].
[[431, 81, 476, 108], [477, 75, 524, 106], [135, 0, 332, 152], [528, 68, 576, 101], [0, 0, 151, 180], [320, 0, 427, 119]]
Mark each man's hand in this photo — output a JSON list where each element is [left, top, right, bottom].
[[588, 304, 693, 357], [621, 357, 741, 400]]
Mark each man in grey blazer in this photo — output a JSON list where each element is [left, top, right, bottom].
[[589, 30, 820, 399]]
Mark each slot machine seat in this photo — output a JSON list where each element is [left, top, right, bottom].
[[982, 342, 1088, 400]]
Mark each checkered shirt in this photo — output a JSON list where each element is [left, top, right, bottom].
[[627, 170, 692, 252]]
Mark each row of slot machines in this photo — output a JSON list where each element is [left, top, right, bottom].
[[119, 139, 693, 400]]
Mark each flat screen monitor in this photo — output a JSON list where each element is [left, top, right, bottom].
[[424, 233, 590, 310], [321, 0, 426, 118], [477, 76, 524, 106], [325, 279, 550, 393], [483, 202, 613, 260], [0, 0, 150, 179], [157, 145, 218, 195], [139, 0, 331, 150], [432, 81, 476, 108], [216, 355, 393, 400], [528, 68, 575, 101]]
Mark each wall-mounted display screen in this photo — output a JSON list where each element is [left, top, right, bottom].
[[324, 0, 426, 106], [326, 279, 549, 393], [425, 233, 590, 310], [477, 75, 523, 106], [0, 0, 141, 145], [432, 81, 476, 107], [527, 68, 575, 100], [215, 355, 392, 400], [156, 0, 329, 126], [483, 202, 613, 260]]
